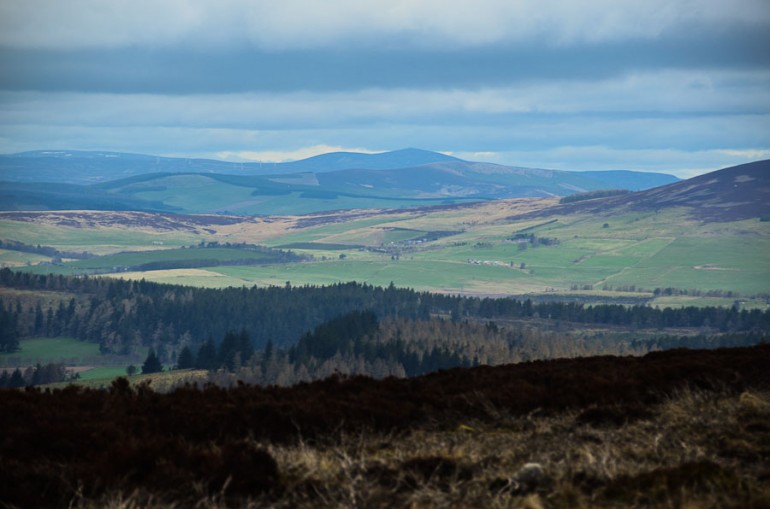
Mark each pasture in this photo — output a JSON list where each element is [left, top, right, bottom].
[[0, 337, 100, 366], [0, 218, 200, 255], [3, 203, 769, 301], [23, 247, 282, 276]]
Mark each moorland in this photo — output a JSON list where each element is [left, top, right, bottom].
[[2, 345, 769, 508]]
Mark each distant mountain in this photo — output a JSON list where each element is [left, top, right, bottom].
[[272, 148, 462, 172], [0, 151, 237, 184], [0, 181, 178, 213], [0, 148, 685, 214], [522, 160, 770, 222], [0, 148, 675, 188], [311, 161, 678, 199], [578, 170, 679, 191], [0, 148, 460, 184]]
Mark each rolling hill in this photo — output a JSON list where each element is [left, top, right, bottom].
[[0, 148, 467, 184], [1, 160, 768, 300], [520, 159, 770, 222], [0, 149, 678, 215]]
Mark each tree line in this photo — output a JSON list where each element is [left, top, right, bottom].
[[0, 239, 94, 260], [0, 362, 70, 388], [1, 268, 769, 369], [183, 313, 767, 387]]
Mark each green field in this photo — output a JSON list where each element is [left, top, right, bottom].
[[0, 219, 200, 255], [117, 174, 478, 215], [4, 204, 770, 301], [0, 249, 52, 267], [77, 366, 129, 381], [23, 247, 282, 276], [0, 337, 100, 366]]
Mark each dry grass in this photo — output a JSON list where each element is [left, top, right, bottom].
[[72, 388, 770, 509]]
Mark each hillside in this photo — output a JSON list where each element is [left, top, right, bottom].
[[1, 160, 767, 300], [2, 345, 769, 508], [270, 147, 462, 172], [0, 148, 462, 183], [0, 180, 179, 213], [0, 150, 677, 215], [523, 159, 770, 223]]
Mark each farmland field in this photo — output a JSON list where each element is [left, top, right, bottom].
[[0, 337, 100, 366], [23, 246, 283, 276], [0, 217, 202, 255], [115, 173, 481, 215], [2, 203, 769, 301], [0, 248, 52, 267]]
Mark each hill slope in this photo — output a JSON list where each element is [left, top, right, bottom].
[[0, 148, 675, 188], [3, 345, 769, 508], [522, 159, 770, 222], [0, 151, 678, 215], [0, 148, 464, 183]]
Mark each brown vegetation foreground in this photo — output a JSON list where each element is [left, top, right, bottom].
[[1, 345, 769, 508]]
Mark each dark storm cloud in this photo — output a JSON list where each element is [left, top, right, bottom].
[[1, 26, 768, 94]]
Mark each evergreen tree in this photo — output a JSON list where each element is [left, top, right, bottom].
[[141, 348, 163, 374], [8, 368, 25, 388], [218, 331, 240, 372], [261, 339, 274, 371], [238, 328, 254, 365], [176, 345, 194, 370], [34, 303, 44, 335], [195, 337, 218, 371], [0, 302, 19, 353]]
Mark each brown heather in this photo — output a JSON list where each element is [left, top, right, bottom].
[[2, 345, 769, 508]]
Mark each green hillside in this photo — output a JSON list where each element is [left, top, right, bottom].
[[23, 245, 305, 276], [3, 161, 767, 304], [4, 205, 769, 306]]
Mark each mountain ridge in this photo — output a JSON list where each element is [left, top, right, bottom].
[[0, 148, 677, 187], [0, 148, 681, 215]]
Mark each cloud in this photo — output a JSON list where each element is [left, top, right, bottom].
[[1, 0, 768, 50], [453, 146, 770, 177], [2, 69, 766, 131], [716, 149, 770, 160], [0, 2, 767, 179]]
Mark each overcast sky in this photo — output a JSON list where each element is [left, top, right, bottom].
[[1, 0, 769, 177]]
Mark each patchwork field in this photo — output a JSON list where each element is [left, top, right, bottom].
[[1, 201, 769, 304]]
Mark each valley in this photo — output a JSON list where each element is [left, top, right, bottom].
[[2, 197, 768, 304], [2, 157, 768, 387], [3, 3, 769, 507], [1, 154, 769, 508]]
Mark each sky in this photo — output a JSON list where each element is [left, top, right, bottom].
[[1, 1, 769, 178]]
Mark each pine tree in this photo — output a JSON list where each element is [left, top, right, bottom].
[[141, 348, 163, 374], [8, 368, 25, 388], [176, 345, 194, 370], [261, 339, 274, 371], [238, 328, 254, 365], [0, 302, 19, 353], [195, 337, 218, 371], [218, 331, 240, 372]]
